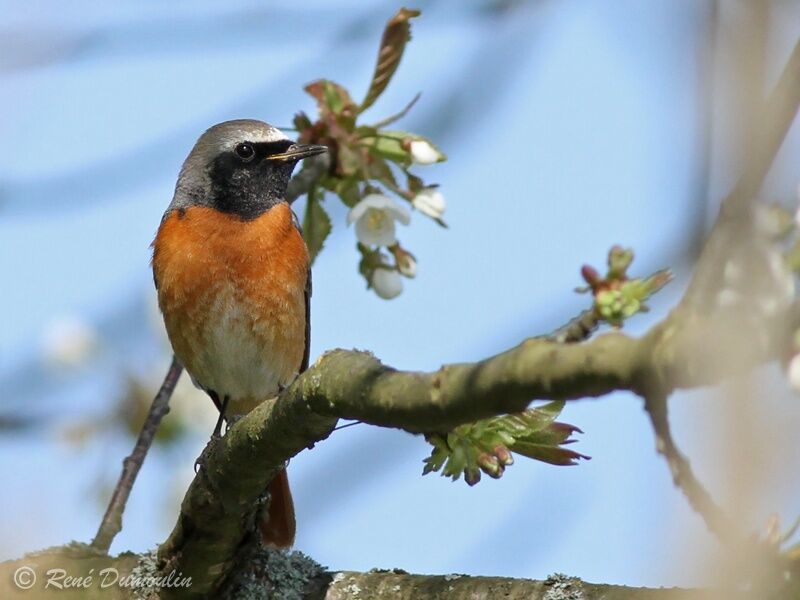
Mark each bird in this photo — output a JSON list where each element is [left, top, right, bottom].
[[151, 119, 327, 548]]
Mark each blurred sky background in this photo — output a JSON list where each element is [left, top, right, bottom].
[[2, 0, 800, 590]]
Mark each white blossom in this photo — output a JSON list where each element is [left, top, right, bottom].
[[409, 139, 442, 165], [347, 193, 410, 246], [371, 268, 403, 299], [412, 188, 446, 220], [42, 315, 99, 368]]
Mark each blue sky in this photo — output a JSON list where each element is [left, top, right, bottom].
[[2, 0, 800, 589]]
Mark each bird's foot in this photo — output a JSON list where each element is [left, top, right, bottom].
[[194, 431, 222, 473], [223, 413, 244, 435]]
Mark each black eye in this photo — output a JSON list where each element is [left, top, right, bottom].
[[234, 143, 256, 162]]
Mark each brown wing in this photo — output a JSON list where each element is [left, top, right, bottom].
[[301, 267, 311, 373]]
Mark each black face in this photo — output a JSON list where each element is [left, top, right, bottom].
[[208, 140, 299, 220]]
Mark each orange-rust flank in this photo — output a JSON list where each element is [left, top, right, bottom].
[[152, 203, 309, 416]]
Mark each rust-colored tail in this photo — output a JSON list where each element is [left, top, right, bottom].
[[259, 468, 296, 548]]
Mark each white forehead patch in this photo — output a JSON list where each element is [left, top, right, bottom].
[[199, 119, 290, 153]]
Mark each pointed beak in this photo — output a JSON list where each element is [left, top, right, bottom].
[[266, 143, 328, 162]]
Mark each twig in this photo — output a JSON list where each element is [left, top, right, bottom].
[[369, 92, 421, 129], [91, 356, 183, 553], [548, 308, 600, 344], [643, 391, 742, 543], [285, 153, 331, 204]]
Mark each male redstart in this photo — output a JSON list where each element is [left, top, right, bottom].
[[151, 119, 326, 547]]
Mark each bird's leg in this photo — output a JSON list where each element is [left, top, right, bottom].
[[212, 395, 230, 438], [224, 412, 243, 435], [195, 392, 228, 473]]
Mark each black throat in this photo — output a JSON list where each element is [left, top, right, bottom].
[[207, 140, 295, 220]]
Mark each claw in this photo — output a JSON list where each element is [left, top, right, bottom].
[[194, 431, 222, 473]]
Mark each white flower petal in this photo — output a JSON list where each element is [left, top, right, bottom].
[[371, 268, 403, 299], [385, 202, 411, 225], [412, 188, 446, 219], [409, 140, 441, 165], [355, 214, 397, 246], [347, 196, 376, 225], [348, 194, 410, 245]]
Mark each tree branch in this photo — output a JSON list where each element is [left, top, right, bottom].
[[728, 36, 800, 214], [643, 390, 741, 543], [0, 546, 762, 599]]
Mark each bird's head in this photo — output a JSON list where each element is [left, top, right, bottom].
[[170, 119, 326, 220]]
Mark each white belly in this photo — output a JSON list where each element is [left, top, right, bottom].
[[186, 284, 299, 415]]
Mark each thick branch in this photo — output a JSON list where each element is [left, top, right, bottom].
[[297, 333, 642, 432], [320, 570, 744, 600], [0, 546, 763, 599], [157, 393, 337, 596]]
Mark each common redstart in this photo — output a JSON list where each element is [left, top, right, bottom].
[[151, 119, 327, 547]]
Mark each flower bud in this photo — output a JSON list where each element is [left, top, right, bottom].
[[581, 265, 601, 287], [477, 453, 503, 478], [391, 245, 417, 278], [412, 188, 446, 220], [408, 139, 442, 165], [370, 268, 403, 300], [464, 466, 481, 486], [493, 445, 514, 466]]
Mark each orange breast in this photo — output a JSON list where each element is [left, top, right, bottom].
[[152, 203, 309, 415]]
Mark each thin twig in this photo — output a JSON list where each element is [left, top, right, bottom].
[[91, 356, 183, 553], [369, 92, 421, 129], [643, 391, 742, 543]]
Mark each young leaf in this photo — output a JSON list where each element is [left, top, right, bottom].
[[302, 187, 332, 264], [421, 402, 589, 485], [305, 79, 357, 117], [360, 8, 421, 113]]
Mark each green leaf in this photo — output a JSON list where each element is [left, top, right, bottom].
[[357, 243, 386, 287], [301, 187, 332, 265], [305, 79, 357, 117], [359, 132, 409, 164], [360, 8, 421, 113], [360, 130, 447, 167], [337, 143, 368, 177], [331, 177, 362, 208], [293, 111, 313, 132], [421, 402, 589, 485], [367, 155, 400, 190]]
